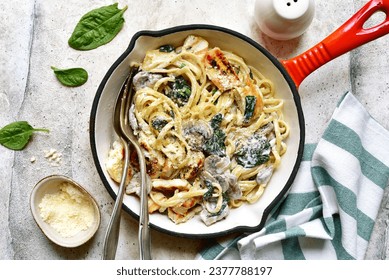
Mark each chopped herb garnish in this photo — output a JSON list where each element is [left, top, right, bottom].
[[159, 44, 175, 53]]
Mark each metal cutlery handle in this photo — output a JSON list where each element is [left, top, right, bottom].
[[102, 140, 130, 260], [136, 145, 152, 260]]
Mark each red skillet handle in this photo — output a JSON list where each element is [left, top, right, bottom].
[[281, 0, 389, 88]]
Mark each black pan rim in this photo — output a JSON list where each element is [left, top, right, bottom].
[[89, 23, 305, 239]]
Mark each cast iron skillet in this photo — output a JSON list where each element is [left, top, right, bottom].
[[90, 0, 389, 238]]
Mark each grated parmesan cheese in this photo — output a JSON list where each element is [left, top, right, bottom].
[[38, 182, 95, 238]]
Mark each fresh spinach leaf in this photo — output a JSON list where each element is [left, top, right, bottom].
[[235, 134, 270, 168], [244, 95, 256, 122], [68, 3, 128, 50], [167, 76, 191, 107], [51, 66, 88, 87], [0, 121, 49, 151]]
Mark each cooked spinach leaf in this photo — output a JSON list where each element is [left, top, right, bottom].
[[0, 121, 49, 150], [244, 95, 256, 122], [51, 66, 88, 87], [204, 114, 226, 157], [210, 113, 222, 130], [208, 193, 230, 217], [68, 3, 128, 50], [203, 179, 214, 200], [151, 118, 168, 131], [159, 44, 175, 53], [166, 76, 191, 107], [235, 134, 270, 168], [249, 70, 254, 80]]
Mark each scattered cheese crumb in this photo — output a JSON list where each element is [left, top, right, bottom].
[[30, 157, 36, 163], [38, 182, 95, 238], [44, 148, 62, 166]]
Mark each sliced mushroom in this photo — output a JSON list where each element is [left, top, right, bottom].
[[204, 155, 230, 174], [226, 172, 242, 200], [256, 166, 274, 185], [214, 174, 229, 193], [200, 170, 218, 185], [258, 122, 274, 136], [182, 120, 212, 151], [199, 205, 229, 226], [132, 71, 163, 92]]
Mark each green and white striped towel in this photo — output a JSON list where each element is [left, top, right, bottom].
[[198, 92, 389, 260]]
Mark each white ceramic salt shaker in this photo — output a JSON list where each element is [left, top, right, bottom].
[[254, 0, 315, 41]]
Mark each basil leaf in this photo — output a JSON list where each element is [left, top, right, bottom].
[[68, 3, 128, 50], [51, 66, 88, 87], [0, 121, 49, 151]]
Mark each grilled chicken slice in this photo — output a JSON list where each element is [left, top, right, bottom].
[[204, 47, 241, 92], [182, 35, 209, 55], [106, 140, 133, 185], [151, 178, 190, 191]]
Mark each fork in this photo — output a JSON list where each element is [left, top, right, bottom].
[[102, 66, 151, 260]]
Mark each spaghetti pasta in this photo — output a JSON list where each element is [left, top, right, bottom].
[[106, 35, 289, 226]]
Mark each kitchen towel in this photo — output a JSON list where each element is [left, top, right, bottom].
[[198, 92, 389, 260]]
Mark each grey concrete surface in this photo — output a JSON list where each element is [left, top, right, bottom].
[[0, 0, 388, 259]]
